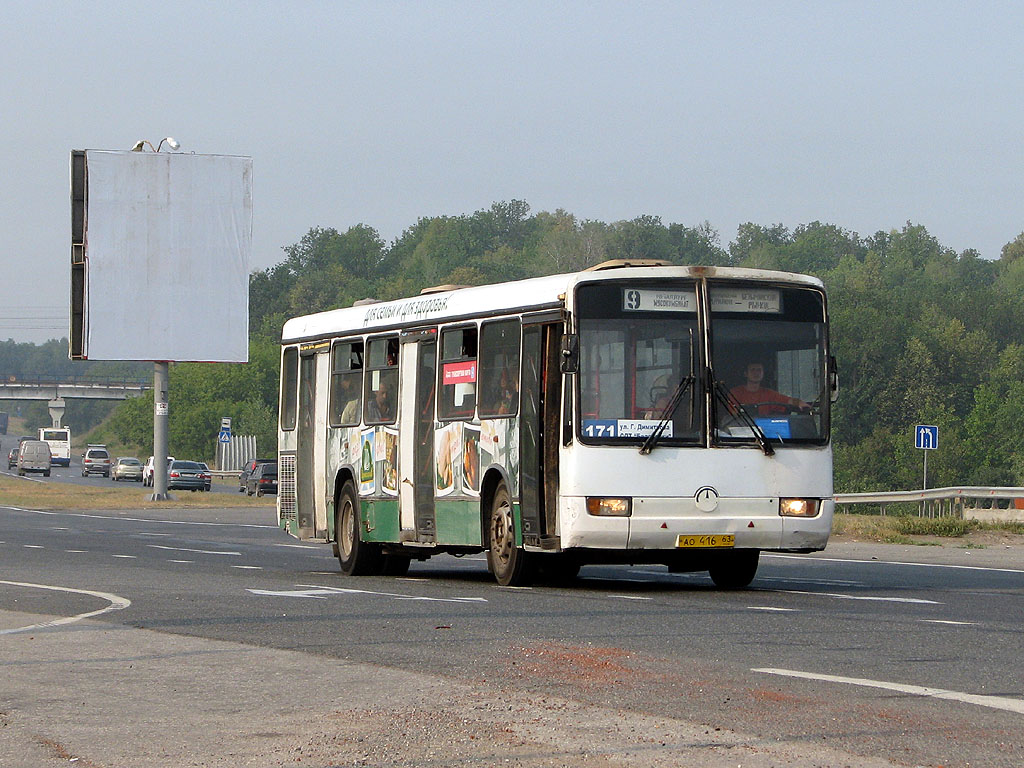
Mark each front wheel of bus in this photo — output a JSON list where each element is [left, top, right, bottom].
[[708, 550, 760, 590], [336, 480, 382, 576], [487, 483, 533, 587]]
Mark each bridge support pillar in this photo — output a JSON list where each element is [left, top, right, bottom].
[[48, 398, 66, 428]]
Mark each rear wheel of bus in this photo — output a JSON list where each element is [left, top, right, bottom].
[[336, 480, 383, 575], [487, 482, 533, 586]]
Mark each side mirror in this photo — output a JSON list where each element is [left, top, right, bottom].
[[560, 334, 579, 374], [829, 355, 839, 403]]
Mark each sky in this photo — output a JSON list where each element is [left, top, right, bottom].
[[2, 1, 1023, 344]]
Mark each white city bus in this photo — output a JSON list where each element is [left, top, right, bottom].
[[277, 261, 837, 587], [38, 427, 72, 467]]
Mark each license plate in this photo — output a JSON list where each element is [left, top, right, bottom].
[[676, 534, 735, 549]]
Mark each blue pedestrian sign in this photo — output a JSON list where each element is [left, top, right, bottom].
[[914, 424, 938, 450], [218, 429, 232, 444]]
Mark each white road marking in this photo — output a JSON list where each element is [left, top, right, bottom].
[[3, 506, 274, 529], [609, 595, 654, 601], [168, 559, 193, 563], [23, 544, 44, 549], [777, 589, 941, 605], [0, 579, 131, 635], [753, 667, 1024, 715], [748, 606, 798, 612], [112, 554, 137, 559], [920, 619, 978, 626], [231, 565, 263, 570], [147, 544, 241, 556], [766, 553, 1024, 575], [64, 549, 86, 553], [248, 584, 488, 603]]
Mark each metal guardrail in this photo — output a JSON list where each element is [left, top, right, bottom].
[[835, 486, 1024, 518], [0, 373, 150, 389]]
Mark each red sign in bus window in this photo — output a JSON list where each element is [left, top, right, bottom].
[[443, 360, 477, 384]]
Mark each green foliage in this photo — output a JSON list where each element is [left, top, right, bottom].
[[11, 203, 1024, 490]]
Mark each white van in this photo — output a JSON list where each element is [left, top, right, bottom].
[[18, 440, 52, 476]]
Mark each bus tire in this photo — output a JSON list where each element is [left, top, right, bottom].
[[486, 482, 533, 586], [336, 480, 382, 576], [708, 550, 760, 590]]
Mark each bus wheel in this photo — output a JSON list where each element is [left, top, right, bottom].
[[708, 550, 760, 590], [336, 480, 382, 576], [487, 482, 533, 586]]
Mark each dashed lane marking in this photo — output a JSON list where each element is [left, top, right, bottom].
[[147, 544, 242, 556], [920, 619, 978, 626], [753, 667, 1024, 715], [776, 589, 941, 605], [248, 584, 488, 603], [748, 606, 799, 612]]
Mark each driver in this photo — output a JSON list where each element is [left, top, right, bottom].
[[729, 361, 809, 416]]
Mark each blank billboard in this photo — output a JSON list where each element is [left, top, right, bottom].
[[71, 150, 252, 362]]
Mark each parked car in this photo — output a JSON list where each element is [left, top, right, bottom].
[[239, 458, 275, 492], [81, 445, 112, 477], [143, 455, 175, 487], [7, 447, 18, 469], [112, 456, 144, 482], [246, 461, 278, 497], [18, 440, 52, 476], [198, 462, 212, 491], [167, 460, 210, 492]]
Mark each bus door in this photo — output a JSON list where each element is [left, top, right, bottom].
[[297, 346, 330, 539], [520, 320, 563, 546], [399, 331, 437, 541]]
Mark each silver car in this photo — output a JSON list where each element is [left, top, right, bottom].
[[112, 456, 144, 482]]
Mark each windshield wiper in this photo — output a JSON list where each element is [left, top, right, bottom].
[[711, 375, 775, 456], [639, 374, 694, 455]]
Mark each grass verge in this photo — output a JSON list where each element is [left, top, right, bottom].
[[0, 475, 270, 510], [833, 512, 1024, 544]]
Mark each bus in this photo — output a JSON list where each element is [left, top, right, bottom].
[[38, 427, 72, 467], [276, 261, 837, 588]]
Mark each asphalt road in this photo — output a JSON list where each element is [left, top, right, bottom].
[[1, 500, 1022, 767]]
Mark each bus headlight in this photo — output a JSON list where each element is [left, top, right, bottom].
[[779, 498, 819, 517], [586, 497, 632, 517]]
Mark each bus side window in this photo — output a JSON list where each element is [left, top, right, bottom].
[[439, 325, 478, 420], [281, 346, 299, 431], [364, 336, 398, 424], [478, 319, 521, 418], [330, 340, 363, 427]]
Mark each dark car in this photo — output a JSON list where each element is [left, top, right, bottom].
[[167, 460, 210, 492], [7, 447, 18, 469], [246, 462, 278, 497], [239, 458, 275, 492]]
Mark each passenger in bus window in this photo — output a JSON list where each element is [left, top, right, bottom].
[[368, 378, 395, 422], [730, 361, 808, 416], [495, 364, 518, 415], [339, 377, 360, 424]]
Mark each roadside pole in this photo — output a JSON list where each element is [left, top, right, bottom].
[[150, 361, 170, 500]]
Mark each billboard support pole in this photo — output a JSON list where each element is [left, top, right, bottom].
[[149, 361, 171, 500]]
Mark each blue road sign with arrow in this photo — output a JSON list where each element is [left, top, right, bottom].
[[915, 424, 938, 450]]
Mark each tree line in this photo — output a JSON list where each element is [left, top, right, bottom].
[[5, 201, 1023, 492]]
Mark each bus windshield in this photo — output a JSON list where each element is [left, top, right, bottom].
[[576, 281, 702, 445], [710, 283, 828, 445]]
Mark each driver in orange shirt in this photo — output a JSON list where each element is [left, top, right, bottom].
[[729, 361, 809, 416]]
